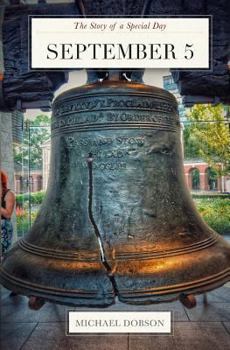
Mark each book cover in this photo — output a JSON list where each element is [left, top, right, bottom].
[[0, 1, 229, 349]]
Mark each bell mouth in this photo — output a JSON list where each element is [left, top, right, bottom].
[[1, 234, 230, 307]]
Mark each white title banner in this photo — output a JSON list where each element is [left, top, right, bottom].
[[31, 17, 210, 69], [68, 311, 171, 334]]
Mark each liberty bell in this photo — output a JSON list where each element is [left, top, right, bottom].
[[1, 70, 230, 309]]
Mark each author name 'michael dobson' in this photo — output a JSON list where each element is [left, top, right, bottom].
[[75, 318, 165, 328]]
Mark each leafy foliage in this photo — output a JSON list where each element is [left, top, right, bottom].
[[194, 197, 230, 235], [16, 191, 45, 207], [16, 206, 37, 237], [16, 191, 46, 236], [14, 115, 51, 170], [183, 104, 230, 175]]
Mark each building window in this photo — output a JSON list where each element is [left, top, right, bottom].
[[189, 168, 200, 190], [206, 167, 218, 191]]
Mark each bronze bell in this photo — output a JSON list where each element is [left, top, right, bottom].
[[1, 70, 230, 308]]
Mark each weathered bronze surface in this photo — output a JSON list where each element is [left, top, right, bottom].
[[1, 73, 230, 306]]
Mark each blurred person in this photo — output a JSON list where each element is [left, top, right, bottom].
[[1, 170, 16, 257]]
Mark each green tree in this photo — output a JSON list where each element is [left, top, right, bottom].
[[183, 104, 230, 175], [14, 114, 51, 169], [183, 124, 201, 160]]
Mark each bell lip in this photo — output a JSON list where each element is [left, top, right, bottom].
[[1, 264, 229, 306], [0, 275, 115, 308], [117, 276, 230, 305], [53, 80, 177, 107], [116, 268, 230, 297], [0, 265, 116, 308], [1, 236, 230, 306]]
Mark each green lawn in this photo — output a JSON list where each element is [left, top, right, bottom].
[[193, 196, 230, 235]]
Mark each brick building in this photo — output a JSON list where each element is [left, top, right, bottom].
[[14, 168, 43, 194], [184, 161, 230, 193]]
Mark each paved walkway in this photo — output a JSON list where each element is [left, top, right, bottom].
[[1, 282, 230, 350]]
